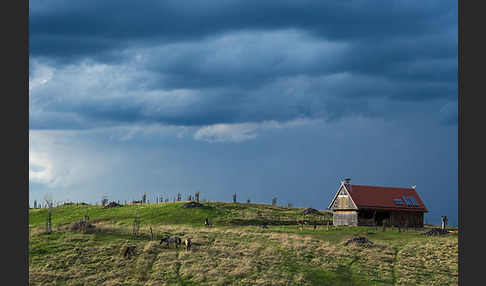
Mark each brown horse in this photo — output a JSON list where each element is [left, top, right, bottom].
[[184, 238, 192, 251], [123, 246, 136, 259]]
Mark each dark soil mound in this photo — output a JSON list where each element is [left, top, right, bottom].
[[421, 228, 450, 236], [67, 220, 95, 231], [182, 201, 206, 208], [104, 201, 120, 208], [303, 207, 323, 215], [345, 236, 374, 246]]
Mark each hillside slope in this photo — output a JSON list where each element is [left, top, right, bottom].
[[29, 202, 458, 285]]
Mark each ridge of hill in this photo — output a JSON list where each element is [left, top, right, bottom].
[[29, 201, 332, 231]]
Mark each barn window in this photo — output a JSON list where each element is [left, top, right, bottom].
[[338, 195, 349, 209]]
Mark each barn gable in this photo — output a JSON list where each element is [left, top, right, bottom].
[[328, 181, 357, 211]]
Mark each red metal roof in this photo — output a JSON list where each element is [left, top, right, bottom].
[[345, 184, 428, 212]]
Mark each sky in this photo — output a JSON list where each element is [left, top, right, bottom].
[[29, 0, 458, 226]]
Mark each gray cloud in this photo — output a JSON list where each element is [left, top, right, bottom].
[[29, 24, 457, 129], [28, 0, 458, 225]]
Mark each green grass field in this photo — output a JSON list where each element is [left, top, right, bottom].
[[29, 201, 458, 285]]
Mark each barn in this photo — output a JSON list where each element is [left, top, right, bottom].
[[327, 179, 428, 227]]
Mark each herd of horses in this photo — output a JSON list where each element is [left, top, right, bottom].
[[123, 217, 211, 259]]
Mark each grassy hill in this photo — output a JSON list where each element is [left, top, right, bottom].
[[29, 201, 458, 285]]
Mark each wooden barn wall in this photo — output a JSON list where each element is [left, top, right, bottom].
[[333, 211, 358, 226], [355, 210, 424, 227], [389, 211, 424, 228]]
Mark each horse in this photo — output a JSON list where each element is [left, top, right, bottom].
[[123, 246, 136, 259], [184, 237, 192, 251], [205, 217, 212, 228], [160, 236, 182, 248]]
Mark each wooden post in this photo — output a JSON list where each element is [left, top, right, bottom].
[[150, 227, 154, 239]]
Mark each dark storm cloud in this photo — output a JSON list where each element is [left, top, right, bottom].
[[29, 0, 457, 129], [30, 0, 457, 57]]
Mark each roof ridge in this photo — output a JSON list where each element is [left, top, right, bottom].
[[348, 184, 413, 190]]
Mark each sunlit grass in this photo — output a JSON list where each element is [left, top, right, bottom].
[[29, 202, 458, 285]]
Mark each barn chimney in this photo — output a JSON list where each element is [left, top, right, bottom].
[[344, 178, 351, 184]]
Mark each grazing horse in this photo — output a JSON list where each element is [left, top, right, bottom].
[[205, 217, 212, 228], [160, 236, 182, 248], [184, 238, 192, 251], [123, 246, 136, 259]]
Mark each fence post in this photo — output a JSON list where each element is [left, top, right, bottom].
[[45, 211, 52, 232], [133, 218, 140, 235]]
